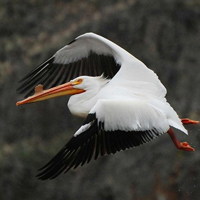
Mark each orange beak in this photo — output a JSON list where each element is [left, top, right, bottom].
[[16, 82, 85, 106]]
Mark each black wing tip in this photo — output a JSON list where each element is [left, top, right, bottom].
[[17, 50, 121, 98], [67, 39, 76, 45], [35, 112, 164, 180], [36, 166, 61, 180], [18, 56, 55, 83], [16, 56, 56, 97]]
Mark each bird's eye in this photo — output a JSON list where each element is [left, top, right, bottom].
[[76, 78, 83, 84]]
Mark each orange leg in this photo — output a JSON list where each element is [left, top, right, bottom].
[[181, 118, 199, 125], [167, 128, 195, 151]]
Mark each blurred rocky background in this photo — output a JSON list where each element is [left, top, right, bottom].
[[0, 0, 200, 199]]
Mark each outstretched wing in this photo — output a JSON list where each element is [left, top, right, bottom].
[[17, 33, 122, 98], [37, 99, 169, 180], [17, 32, 166, 98]]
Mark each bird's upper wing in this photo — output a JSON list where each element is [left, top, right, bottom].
[[17, 33, 122, 98], [37, 99, 169, 180], [17, 32, 166, 98]]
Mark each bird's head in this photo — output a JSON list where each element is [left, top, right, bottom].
[[16, 75, 107, 106], [72, 75, 108, 91]]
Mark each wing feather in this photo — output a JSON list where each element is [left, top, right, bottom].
[[37, 99, 169, 180], [17, 33, 168, 99], [18, 33, 122, 97]]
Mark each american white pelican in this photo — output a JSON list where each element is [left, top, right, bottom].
[[16, 33, 198, 180]]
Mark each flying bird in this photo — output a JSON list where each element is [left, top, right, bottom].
[[16, 33, 198, 180]]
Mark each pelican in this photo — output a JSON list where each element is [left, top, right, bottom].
[[16, 33, 198, 180]]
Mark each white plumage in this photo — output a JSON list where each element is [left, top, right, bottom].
[[17, 32, 197, 180]]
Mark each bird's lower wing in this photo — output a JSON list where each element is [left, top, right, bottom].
[[37, 99, 170, 180]]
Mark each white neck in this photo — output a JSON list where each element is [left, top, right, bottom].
[[68, 77, 109, 118]]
